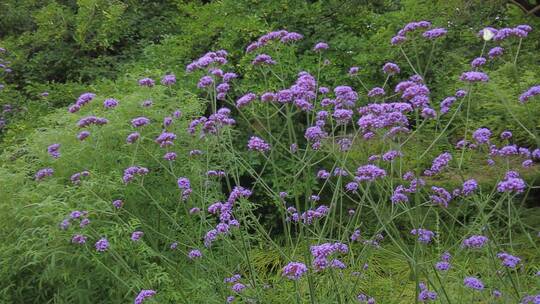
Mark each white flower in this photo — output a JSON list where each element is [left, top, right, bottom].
[[483, 28, 494, 41]]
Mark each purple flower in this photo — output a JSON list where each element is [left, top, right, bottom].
[[252, 54, 276, 65], [188, 249, 202, 260], [126, 132, 140, 144], [35, 168, 54, 181], [424, 152, 452, 176], [471, 57, 486, 68], [317, 169, 330, 179], [391, 35, 406, 45], [161, 73, 176, 86], [103, 98, 119, 109], [461, 179, 478, 196], [131, 231, 144, 241], [497, 252, 521, 268], [462, 235, 488, 249], [500, 130, 512, 139], [488, 47, 504, 59], [355, 165, 386, 182], [472, 128, 491, 144], [247, 136, 270, 152], [77, 116, 108, 128], [112, 199, 123, 209], [333, 109, 353, 125], [177, 177, 191, 190], [95, 238, 110, 252], [313, 42, 329, 51], [382, 62, 400, 75], [348, 66, 360, 76], [123, 166, 149, 184], [71, 234, 87, 244], [231, 283, 246, 293], [460, 71, 489, 83], [142, 100, 153, 107], [497, 172, 526, 193], [519, 85, 540, 103], [47, 143, 61, 159], [163, 152, 177, 161], [236, 92, 257, 108], [134, 290, 156, 304], [197, 76, 213, 88], [155, 132, 176, 147], [464, 277, 484, 290], [423, 28, 447, 39], [131, 117, 150, 128], [138, 78, 155, 87], [77, 131, 90, 141], [282, 262, 308, 280], [367, 87, 385, 97], [435, 261, 451, 271], [411, 228, 435, 244]]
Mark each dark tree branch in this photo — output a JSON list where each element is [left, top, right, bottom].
[[509, 0, 540, 17]]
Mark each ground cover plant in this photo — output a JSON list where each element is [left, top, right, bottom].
[[1, 2, 540, 304]]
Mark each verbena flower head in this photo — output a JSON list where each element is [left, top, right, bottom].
[[188, 249, 202, 260], [131, 117, 150, 128], [231, 283, 246, 293], [313, 42, 329, 51], [282, 262, 308, 280], [355, 165, 386, 182], [95, 238, 110, 252], [472, 127, 491, 144], [411, 228, 435, 244], [460, 71, 489, 83], [247, 136, 270, 152], [236, 92, 257, 108], [47, 143, 61, 159], [423, 28, 447, 39], [497, 171, 526, 193], [382, 62, 400, 75], [519, 85, 540, 103], [462, 235, 488, 249], [103, 98, 118, 109], [464, 277, 484, 290], [131, 231, 144, 241], [138, 78, 155, 87], [134, 289, 156, 304], [35, 168, 54, 181], [161, 73, 176, 86], [488, 47, 504, 59], [496, 252, 521, 268], [252, 54, 276, 65], [471, 57, 486, 68]]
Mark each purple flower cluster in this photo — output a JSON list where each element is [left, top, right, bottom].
[[497, 252, 521, 268], [103, 98, 119, 109], [422, 28, 447, 39], [424, 152, 452, 176], [418, 282, 437, 302], [123, 166, 149, 184], [138, 78, 155, 87], [382, 62, 400, 75], [155, 132, 176, 147], [70, 170, 90, 185], [186, 50, 228, 72], [67, 93, 96, 113], [310, 242, 348, 271], [519, 85, 540, 103], [246, 30, 303, 52], [355, 165, 386, 182], [188, 108, 235, 137], [287, 205, 329, 224], [47, 143, 61, 158], [252, 54, 276, 65], [188, 249, 202, 260], [282, 262, 308, 280], [357, 103, 412, 137], [462, 235, 488, 249], [95, 237, 110, 252], [35, 168, 54, 181], [391, 20, 432, 45], [247, 136, 270, 152], [161, 73, 176, 86], [77, 116, 108, 128], [463, 277, 484, 290], [488, 46, 504, 59], [134, 290, 156, 304], [411, 228, 435, 244], [497, 171, 526, 193], [459, 71, 489, 83]]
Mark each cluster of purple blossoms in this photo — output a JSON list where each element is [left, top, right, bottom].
[[497, 171, 526, 193], [252, 53, 276, 65], [126, 132, 140, 144], [519, 85, 540, 103], [304, 125, 327, 149], [411, 228, 435, 244], [236, 92, 257, 108], [246, 30, 303, 53], [422, 27, 447, 39], [95, 237, 110, 252], [67, 92, 96, 113], [453, 179, 478, 197], [138, 78, 155, 87], [282, 262, 308, 280], [35, 168, 54, 181], [186, 50, 228, 72], [348, 66, 360, 76], [460, 71, 489, 83], [391, 20, 432, 45], [429, 186, 452, 207], [357, 102, 412, 138], [142, 100, 152, 107], [161, 73, 176, 86], [71, 234, 87, 244], [162, 152, 177, 161], [357, 293, 376, 303], [462, 235, 488, 249], [501, 130, 513, 140], [435, 252, 452, 271], [317, 169, 330, 179], [333, 109, 353, 125], [497, 252, 521, 268], [424, 152, 452, 176], [382, 150, 402, 162], [134, 289, 156, 304], [487, 25, 533, 41], [155, 132, 176, 147], [77, 116, 108, 128], [286, 205, 330, 224], [188, 108, 235, 137], [471, 57, 486, 68], [382, 62, 400, 75], [70, 170, 90, 185], [464, 277, 484, 290], [103, 98, 118, 109], [177, 177, 192, 201], [310, 242, 348, 271], [418, 282, 438, 302], [313, 41, 329, 51], [123, 166, 149, 184], [472, 127, 491, 144], [197, 75, 213, 88], [188, 249, 202, 260], [204, 187, 250, 247], [112, 199, 123, 209], [47, 143, 61, 158], [488, 46, 504, 59], [439, 96, 456, 114], [333, 85, 358, 108], [131, 231, 144, 241], [355, 164, 386, 182], [247, 136, 270, 152], [367, 87, 385, 98], [77, 130, 90, 141]]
